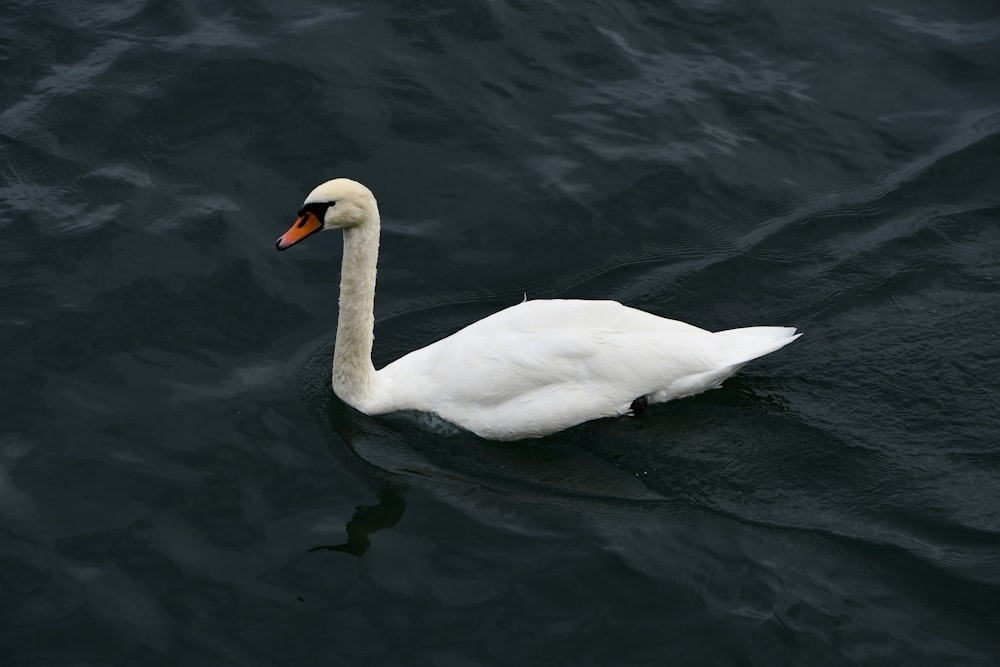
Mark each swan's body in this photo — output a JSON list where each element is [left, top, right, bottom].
[[277, 179, 800, 441]]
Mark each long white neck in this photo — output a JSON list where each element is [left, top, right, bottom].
[[332, 203, 380, 409]]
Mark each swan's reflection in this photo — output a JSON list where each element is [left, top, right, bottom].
[[308, 489, 405, 557]]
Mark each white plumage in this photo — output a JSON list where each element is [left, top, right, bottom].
[[277, 178, 800, 441]]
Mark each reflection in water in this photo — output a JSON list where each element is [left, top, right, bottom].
[[309, 489, 406, 557]]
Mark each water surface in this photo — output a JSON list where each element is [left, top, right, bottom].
[[2, 1, 999, 664]]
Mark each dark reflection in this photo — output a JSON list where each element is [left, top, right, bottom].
[[308, 489, 406, 557]]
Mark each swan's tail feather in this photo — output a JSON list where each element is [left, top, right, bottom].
[[713, 326, 801, 367]]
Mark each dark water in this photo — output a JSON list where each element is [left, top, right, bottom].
[[3, 0, 1000, 664]]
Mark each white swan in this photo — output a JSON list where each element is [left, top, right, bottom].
[[276, 178, 800, 441]]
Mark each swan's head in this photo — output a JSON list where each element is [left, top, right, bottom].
[[276, 178, 376, 250]]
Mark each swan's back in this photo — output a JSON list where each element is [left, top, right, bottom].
[[371, 299, 799, 440]]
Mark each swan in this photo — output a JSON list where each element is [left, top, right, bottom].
[[276, 178, 801, 441]]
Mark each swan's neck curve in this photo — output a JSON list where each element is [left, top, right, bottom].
[[332, 203, 380, 409]]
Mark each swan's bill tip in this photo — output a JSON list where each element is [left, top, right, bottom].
[[276, 212, 323, 250]]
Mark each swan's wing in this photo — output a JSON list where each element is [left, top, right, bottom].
[[382, 299, 721, 391], [374, 300, 742, 438]]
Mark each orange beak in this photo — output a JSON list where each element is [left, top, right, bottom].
[[276, 211, 323, 250]]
